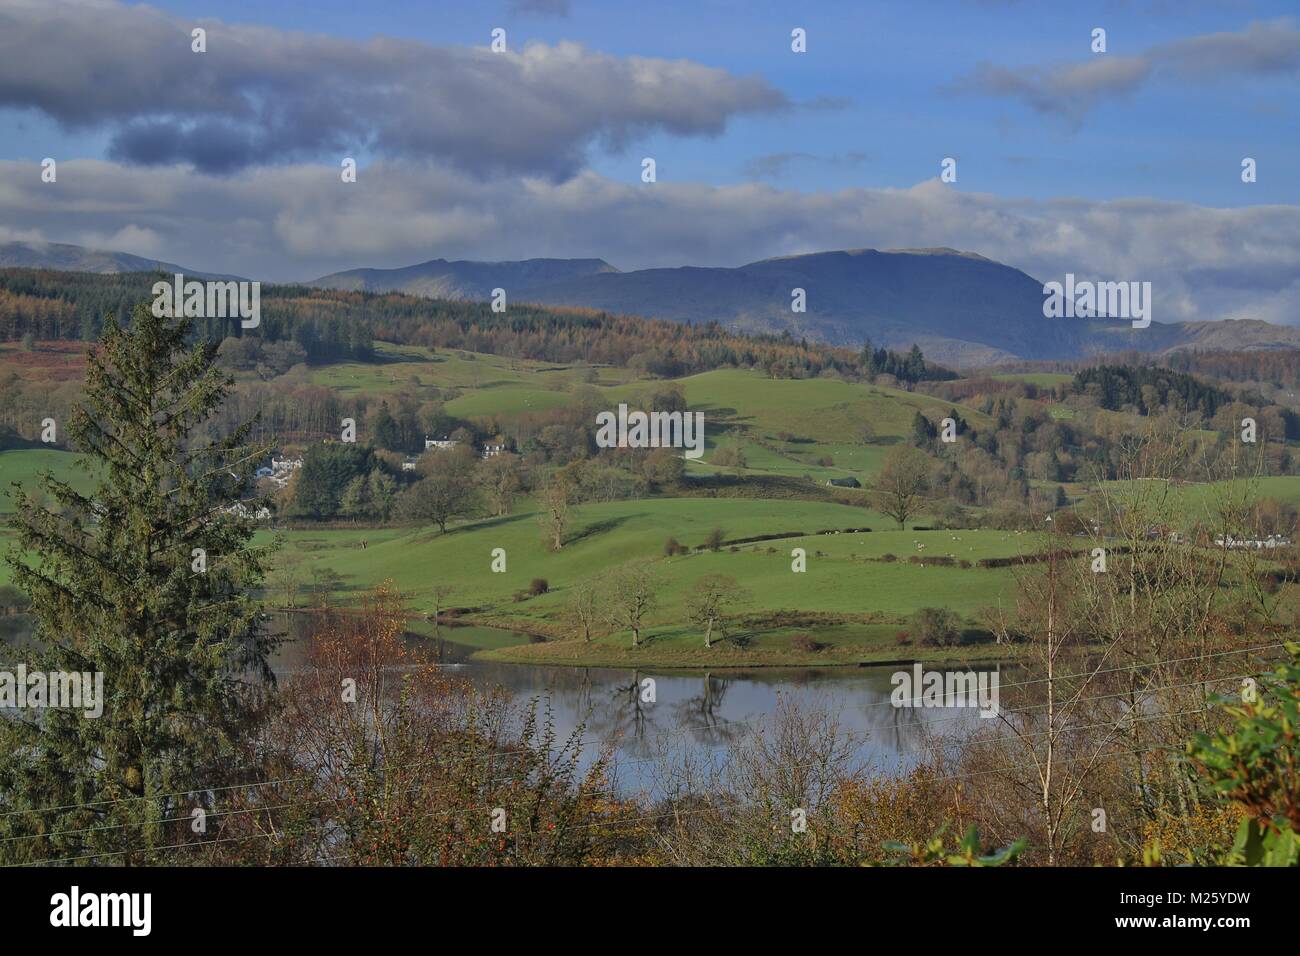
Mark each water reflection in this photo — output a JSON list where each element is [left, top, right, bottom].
[[6, 611, 999, 796]]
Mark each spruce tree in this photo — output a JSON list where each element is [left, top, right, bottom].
[[0, 302, 277, 864]]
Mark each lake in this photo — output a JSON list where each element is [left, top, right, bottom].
[[6, 613, 998, 797]]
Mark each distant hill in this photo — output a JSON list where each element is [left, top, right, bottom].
[[305, 257, 618, 300], [307, 247, 1300, 365], [11, 241, 1299, 366], [0, 241, 241, 281]]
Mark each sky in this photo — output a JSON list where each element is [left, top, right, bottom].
[[0, 0, 1297, 324]]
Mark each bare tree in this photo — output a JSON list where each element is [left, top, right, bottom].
[[540, 476, 573, 551], [873, 445, 931, 529], [429, 584, 454, 636], [686, 574, 749, 647], [273, 559, 303, 608], [607, 559, 659, 647], [567, 577, 602, 643], [480, 453, 522, 517]]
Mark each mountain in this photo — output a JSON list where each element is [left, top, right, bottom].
[[0, 241, 241, 281], [313, 247, 1293, 365], [305, 257, 618, 300], [11, 241, 1299, 365], [511, 248, 1077, 363]]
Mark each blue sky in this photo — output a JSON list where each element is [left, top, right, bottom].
[[6, 0, 1294, 206], [0, 0, 1296, 324]]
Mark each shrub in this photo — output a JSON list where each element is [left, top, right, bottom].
[[791, 633, 821, 653], [664, 537, 688, 556], [911, 607, 962, 647], [529, 578, 549, 596], [704, 527, 726, 551]]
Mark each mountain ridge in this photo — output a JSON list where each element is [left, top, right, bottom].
[[7, 240, 1298, 366]]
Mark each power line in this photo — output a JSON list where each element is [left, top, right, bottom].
[[1, 644, 1283, 826]]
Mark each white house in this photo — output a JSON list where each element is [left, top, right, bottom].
[[481, 443, 506, 459], [425, 436, 459, 451], [1215, 534, 1292, 550]]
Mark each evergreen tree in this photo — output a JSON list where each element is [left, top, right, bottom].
[[912, 411, 938, 446], [0, 303, 277, 864], [371, 400, 401, 452]]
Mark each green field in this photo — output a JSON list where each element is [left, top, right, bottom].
[[1072, 475, 1300, 516], [260, 497, 1038, 666], [0, 448, 96, 515]]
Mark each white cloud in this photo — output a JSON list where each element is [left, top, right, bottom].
[[2, 159, 1296, 325]]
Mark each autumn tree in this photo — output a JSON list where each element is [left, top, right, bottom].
[[480, 452, 523, 517], [402, 444, 480, 533]]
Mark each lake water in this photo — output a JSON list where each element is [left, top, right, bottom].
[[6, 612, 997, 797]]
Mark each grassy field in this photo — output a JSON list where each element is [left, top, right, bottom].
[[1067, 475, 1300, 515], [260, 497, 1038, 666], [0, 448, 96, 515], [304, 352, 991, 484], [306, 342, 636, 398]]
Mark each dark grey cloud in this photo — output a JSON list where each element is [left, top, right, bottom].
[[959, 57, 1150, 124], [955, 18, 1300, 121], [0, 0, 785, 176], [4, 158, 1296, 326]]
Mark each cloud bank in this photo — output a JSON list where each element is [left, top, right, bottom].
[[0, 0, 785, 176], [3, 159, 1296, 325]]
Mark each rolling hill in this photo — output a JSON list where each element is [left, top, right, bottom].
[[305, 256, 618, 299], [9, 240, 1300, 366], [307, 248, 1300, 365], [0, 241, 240, 280]]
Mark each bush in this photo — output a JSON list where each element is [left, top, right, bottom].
[[881, 553, 897, 563], [791, 633, 821, 653], [664, 537, 687, 556], [529, 578, 549, 596], [712, 445, 748, 468], [704, 527, 726, 551], [911, 607, 962, 647]]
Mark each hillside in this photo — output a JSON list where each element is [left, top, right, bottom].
[[0, 241, 240, 280], [311, 247, 1300, 365], [305, 257, 618, 299], [8, 242, 1300, 365]]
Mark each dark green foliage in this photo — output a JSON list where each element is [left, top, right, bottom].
[[0, 302, 276, 864], [294, 442, 376, 518], [860, 340, 956, 383], [0, 269, 372, 362], [1073, 365, 1232, 417]]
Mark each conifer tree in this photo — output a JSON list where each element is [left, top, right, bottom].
[[0, 302, 277, 864]]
